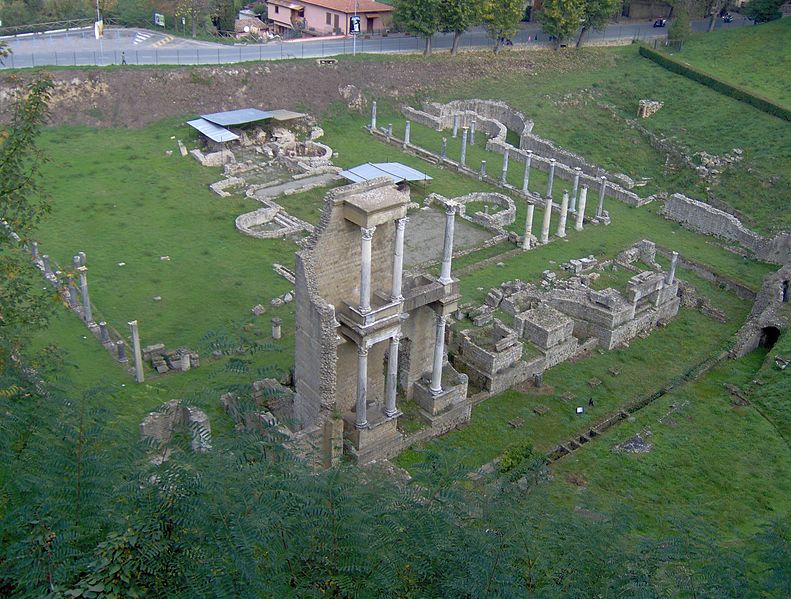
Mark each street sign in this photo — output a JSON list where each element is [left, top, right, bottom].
[[154, 13, 166, 27], [350, 15, 361, 34]]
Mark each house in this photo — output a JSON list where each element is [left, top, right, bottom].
[[267, 0, 394, 37]]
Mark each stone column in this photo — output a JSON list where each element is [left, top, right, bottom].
[[391, 217, 408, 301], [355, 345, 369, 429], [403, 120, 411, 148], [98, 321, 111, 344], [384, 334, 401, 417], [667, 251, 679, 285], [557, 191, 569, 238], [546, 159, 556, 198], [540, 197, 553, 244], [522, 150, 533, 193], [597, 176, 607, 218], [439, 203, 456, 285], [501, 149, 510, 185], [430, 314, 447, 396], [386, 123, 393, 138], [370, 101, 377, 130], [480, 160, 487, 179], [359, 226, 375, 313], [67, 281, 79, 308], [575, 186, 588, 231], [116, 340, 128, 363], [522, 203, 535, 250], [470, 119, 476, 145], [31, 241, 38, 259], [272, 318, 282, 340], [128, 320, 144, 383], [452, 113, 459, 138], [77, 266, 92, 323], [571, 167, 582, 212], [440, 137, 447, 160], [459, 127, 468, 167], [42, 254, 52, 277]]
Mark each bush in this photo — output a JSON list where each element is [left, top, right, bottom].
[[639, 45, 791, 122]]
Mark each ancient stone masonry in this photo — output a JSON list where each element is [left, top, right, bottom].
[[662, 193, 791, 264], [140, 400, 211, 463], [425, 192, 516, 235], [401, 99, 651, 208], [292, 178, 470, 465], [638, 99, 663, 118], [731, 265, 791, 357], [454, 240, 681, 395]]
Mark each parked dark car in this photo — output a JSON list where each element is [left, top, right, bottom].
[[653, 18, 667, 27]]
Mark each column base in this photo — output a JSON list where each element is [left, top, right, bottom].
[[343, 406, 403, 465], [414, 364, 468, 417]]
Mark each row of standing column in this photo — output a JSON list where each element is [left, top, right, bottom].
[[355, 216, 409, 429]]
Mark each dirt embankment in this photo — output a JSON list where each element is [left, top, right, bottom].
[[0, 50, 610, 127]]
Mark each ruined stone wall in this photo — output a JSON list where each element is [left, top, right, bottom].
[[731, 265, 791, 357], [662, 193, 791, 264]]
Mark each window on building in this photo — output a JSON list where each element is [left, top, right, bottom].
[[334, 14, 339, 28], [274, 5, 279, 13], [326, 12, 332, 25]]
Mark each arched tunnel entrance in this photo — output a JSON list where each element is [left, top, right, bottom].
[[759, 326, 781, 350]]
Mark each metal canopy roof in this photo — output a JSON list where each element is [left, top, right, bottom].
[[270, 109, 307, 121], [201, 108, 274, 127], [187, 118, 239, 143], [339, 162, 432, 184]]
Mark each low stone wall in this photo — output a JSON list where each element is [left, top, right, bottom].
[[235, 204, 314, 239], [661, 193, 791, 264], [731, 265, 791, 357]]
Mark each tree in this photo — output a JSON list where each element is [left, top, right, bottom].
[[540, 0, 585, 49], [576, 0, 620, 47], [440, 0, 483, 55], [394, 0, 442, 55], [482, 0, 523, 53], [743, 0, 784, 23], [0, 76, 54, 361], [176, 0, 215, 37], [668, 4, 692, 43]]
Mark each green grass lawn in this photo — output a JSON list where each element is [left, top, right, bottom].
[[36, 119, 296, 372], [676, 18, 791, 108], [547, 348, 791, 539]]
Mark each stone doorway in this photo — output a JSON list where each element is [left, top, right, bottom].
[[759, 326, 781, 349]]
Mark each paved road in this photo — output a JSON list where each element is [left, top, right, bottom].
[[0, 16, 752, 69]]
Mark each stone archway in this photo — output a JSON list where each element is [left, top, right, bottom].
[[759, 326, 781, 350]]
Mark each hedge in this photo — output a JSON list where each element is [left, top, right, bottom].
[[638, 45, 791, 123]]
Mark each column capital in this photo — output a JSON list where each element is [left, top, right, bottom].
[[395, 217, 409, 230], [435, 313, 447, 326], [358, 344, 369, 357], [526, 149, 533, 155], [361, 226, 375, 240], [574, 166, 582, 173], [600, 175, 607, 182], [444, 203, 457, 216], [77, 265, 88, 274], [391, 331, 403, 343], [549, 158, 556, 164]]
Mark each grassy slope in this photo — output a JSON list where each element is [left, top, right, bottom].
[[547, 349, 791, 539], [676, 18, 791, 108]]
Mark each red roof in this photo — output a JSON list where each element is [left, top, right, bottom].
[[300, 0, 393, 13]]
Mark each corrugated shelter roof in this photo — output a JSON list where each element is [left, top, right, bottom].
[[187, 118, 239, 143], [201, 108, 274, 126], [339, 162, 432, 184]]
